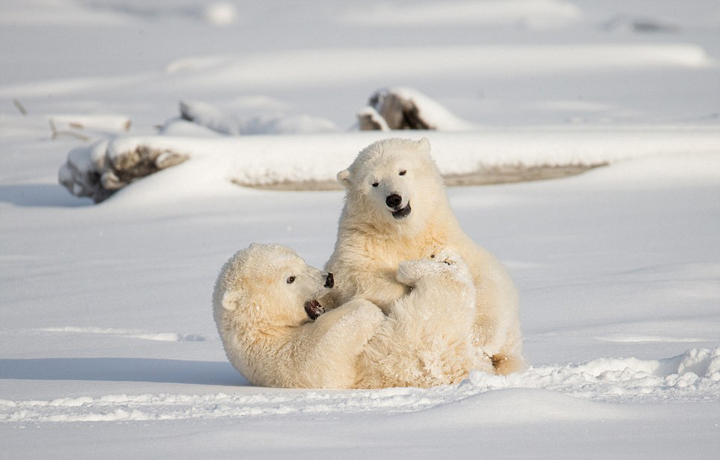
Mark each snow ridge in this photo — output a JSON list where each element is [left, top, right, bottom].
[[465, 348, 720, 403], [3, 348, 717, 424]]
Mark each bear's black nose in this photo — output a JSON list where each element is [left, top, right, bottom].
[[386, 194, 402, 208], [324, 273, 334, 288]]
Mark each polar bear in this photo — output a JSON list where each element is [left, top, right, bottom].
[[214, 243, 484, 389], [214, 243, 384, 388], [325, 137, 525, 374], [357, 250, 493, 388]]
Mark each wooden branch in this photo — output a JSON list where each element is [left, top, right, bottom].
[[13, 99, 28, 116], [49, 118, 91, 141]]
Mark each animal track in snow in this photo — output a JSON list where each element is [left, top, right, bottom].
[[34, 327, 208, 342]]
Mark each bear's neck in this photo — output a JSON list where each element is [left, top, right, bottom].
[[340, 198, 459, 242]]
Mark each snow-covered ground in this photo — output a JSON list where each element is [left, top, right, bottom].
[[1, 1, 719, 458]]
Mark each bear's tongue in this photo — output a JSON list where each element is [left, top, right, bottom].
[[304, 300, 325, 320]]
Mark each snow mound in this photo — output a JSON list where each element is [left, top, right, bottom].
[[146, 44, 713, 97], [203, 2, 237, 26], [340, 0, 582, 29], [464, 348, 720, 403], [178, 101, 338, 135], [57, 126, 720, 203], [2, 349, 716, 423]]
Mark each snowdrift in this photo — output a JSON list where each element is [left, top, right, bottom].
[[58, 126, 720, 202], [3, 348, 717, 423]]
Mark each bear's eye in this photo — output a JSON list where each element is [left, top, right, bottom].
[[399, 170, 407, 176], [372, 182, 379, 187], [286, 276, 296, 284]]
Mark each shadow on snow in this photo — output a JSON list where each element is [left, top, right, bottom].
[[0, 357, 248, 386], [0, 184, 92, 208]]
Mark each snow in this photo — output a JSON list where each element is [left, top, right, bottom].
[[177, 100, 338, 135], [57, 127, 720, 200], [5, 347, 717, 423], [203, 2, 238, 27], [340, 0, 582, 29], [2, 0, 720, 458]]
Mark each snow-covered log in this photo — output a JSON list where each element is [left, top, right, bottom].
[[58, 139, 188, 203], [358, 87, 478, 131]]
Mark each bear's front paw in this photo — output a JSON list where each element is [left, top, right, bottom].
[[395, 260, 423, 285], [434, 249, 463, 267], [396, 257, 444, 285]]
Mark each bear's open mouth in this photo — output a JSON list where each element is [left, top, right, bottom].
[[392, 202, 412, 219], [304, 300, 325, 320]]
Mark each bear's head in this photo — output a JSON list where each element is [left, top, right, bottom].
[[337, 137, 446, 235], [214, 244, 334, 330]]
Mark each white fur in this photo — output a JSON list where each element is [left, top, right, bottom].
[[214, 244, 484, 388], [213, 243, 384, 388], [357, 250, 493, 388], [326, 137, 526, 374]]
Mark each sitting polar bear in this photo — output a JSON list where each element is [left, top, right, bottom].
[[325, 137, 525, 374], [213, 243, 488, 389]]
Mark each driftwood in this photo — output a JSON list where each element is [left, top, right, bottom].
[[58, 142, 188, 203], [362, 89, 432, 130], [13, 99, 28, 116], [357, 88, 475, 131], [49, 119, 92, 141]]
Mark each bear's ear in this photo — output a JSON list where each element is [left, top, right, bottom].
[[221, 290, 243, 311], [337, 169, 351, 188], [418, 137, 431, 153]]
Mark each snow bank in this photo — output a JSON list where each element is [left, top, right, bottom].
[[340, 0, 582, 29], [148, 43, 713, 95], [2, 348, 716, 423], [465, 348, 720, 403], [57, 126, 720, 202], [2, 43, 711, 102]]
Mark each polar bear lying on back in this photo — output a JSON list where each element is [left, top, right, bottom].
[[213, 244, 489, 389], [324, 137, 525, 374]]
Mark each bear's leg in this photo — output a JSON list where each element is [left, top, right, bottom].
[[492, 353, 526, 375], [490, 327, 526, 375]]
